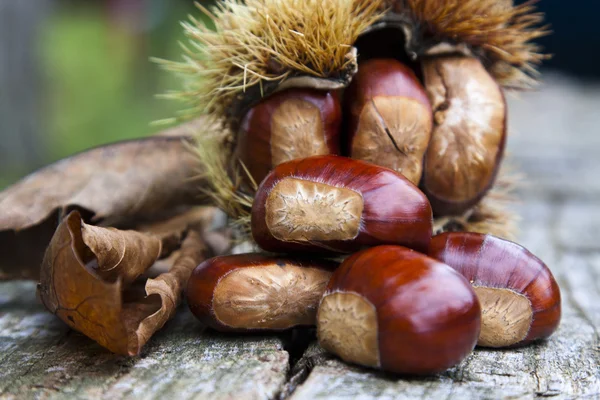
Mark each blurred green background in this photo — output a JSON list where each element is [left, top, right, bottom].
[[0, 0, 209, 189]]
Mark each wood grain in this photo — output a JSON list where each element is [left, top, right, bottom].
[[0, 281, 289, 399]]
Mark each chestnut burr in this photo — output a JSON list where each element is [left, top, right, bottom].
[[317, 245, 481, 375], [235, 88, 342, 185], [429, 232, 561, 348], [421, 56, 507, 216], [346, 59, 433, 185], [250, 155, 433, 254], [187, 254, 337, 332]]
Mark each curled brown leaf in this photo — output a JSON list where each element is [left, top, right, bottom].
[[79, 222, 164, 286], [37, 211, 208, 355], [0, 120, 214, 280], [136, 230, 208, 346], [0, 135, 205, 232]]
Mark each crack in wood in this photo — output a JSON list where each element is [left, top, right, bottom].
[[278, 328, 321, 399]]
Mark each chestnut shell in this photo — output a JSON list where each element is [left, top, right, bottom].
[[187, 253, 338, 332], [429, 232, 562, 346], [251, 155, 433, 254], [319, 245, 481, 374], [236, 88, 342, 185]]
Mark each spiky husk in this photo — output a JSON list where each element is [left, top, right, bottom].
[[164, 0, 542, 245], [190, 116, 254, 240], [399, 0, 549, 88], [159, 0, 547, 126], [432, 167, 520, 240], [156, 0, 385, 127]]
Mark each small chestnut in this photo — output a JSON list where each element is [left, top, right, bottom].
[[317, 245, 481, 375], [428, 232, 561, 348], [235, 88, 342, 185], [186, 253, 337, 332], [251, 155, 433, 254], [346, 59, 433, 185], [421, 55, 507, 216]]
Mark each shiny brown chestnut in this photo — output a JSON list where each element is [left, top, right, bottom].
[[187, 254, 337, 332], [346, 59, 432, 185], [421, 56, 507, 216], [235, 88, 342, 185], [429, 232, 561, 348], [317, 245, 481, 375], [251, 155, 433, 254]]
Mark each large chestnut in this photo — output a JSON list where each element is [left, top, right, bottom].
[[235, 88, 342, 185], [429, 232, 561, 348], [187, 254, 337, 332], [251, 155, 433, 254], [317, 245, 481, 375], [346, 59, 432, 185], [421, 56, 507, 216]]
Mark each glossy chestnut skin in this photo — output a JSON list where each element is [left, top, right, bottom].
[[421, 56, 507, 216], [235, 88, 342, 185], [345, 59, 432, 185], [187, 253, 337, 332], [251, 155, 433, 254], [429, 232, 561, 347], [317, 245, 481, 375]]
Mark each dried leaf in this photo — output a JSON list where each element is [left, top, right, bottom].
[[37, 211, 208, 355], [0, 206, 212, 282], [0, 135, 205, 233], [80, 222, 164, 286], [137, 206, 219, 239], [0, 130, 210, 280], [136, 230, 207, 343]]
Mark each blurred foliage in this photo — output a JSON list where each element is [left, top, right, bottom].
[[41, 1, 196, 160], [2, 1, 203, 188]]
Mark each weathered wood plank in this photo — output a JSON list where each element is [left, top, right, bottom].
[[506, 73, 600, 199], [0, 282, 289, 400]]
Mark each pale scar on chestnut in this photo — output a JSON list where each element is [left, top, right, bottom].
[[212, 265, 332, 329], [270, 98, 330, 167], [265, 178, 364, 242], [474, 286, 533, 348], [423, 57, 505, 202], [318, 292, 380, 368], [352, 97, 431, 185]]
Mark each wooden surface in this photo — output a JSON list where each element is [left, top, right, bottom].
[[1, 74, 599, 399]]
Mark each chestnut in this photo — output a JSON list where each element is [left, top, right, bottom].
[[421, 56, 507, 216], [235, 88, 342, 185], [317, 245, 481, 375], [428, 232, 561, 348], [346, 59, 433, 185], [186, 253, 337, 332], [250, 155, 433, 254]]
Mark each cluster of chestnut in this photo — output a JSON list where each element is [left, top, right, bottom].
[[233, 56, 506, 217], [186, 56, 560, 375], [187, 153, 561, 375]]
